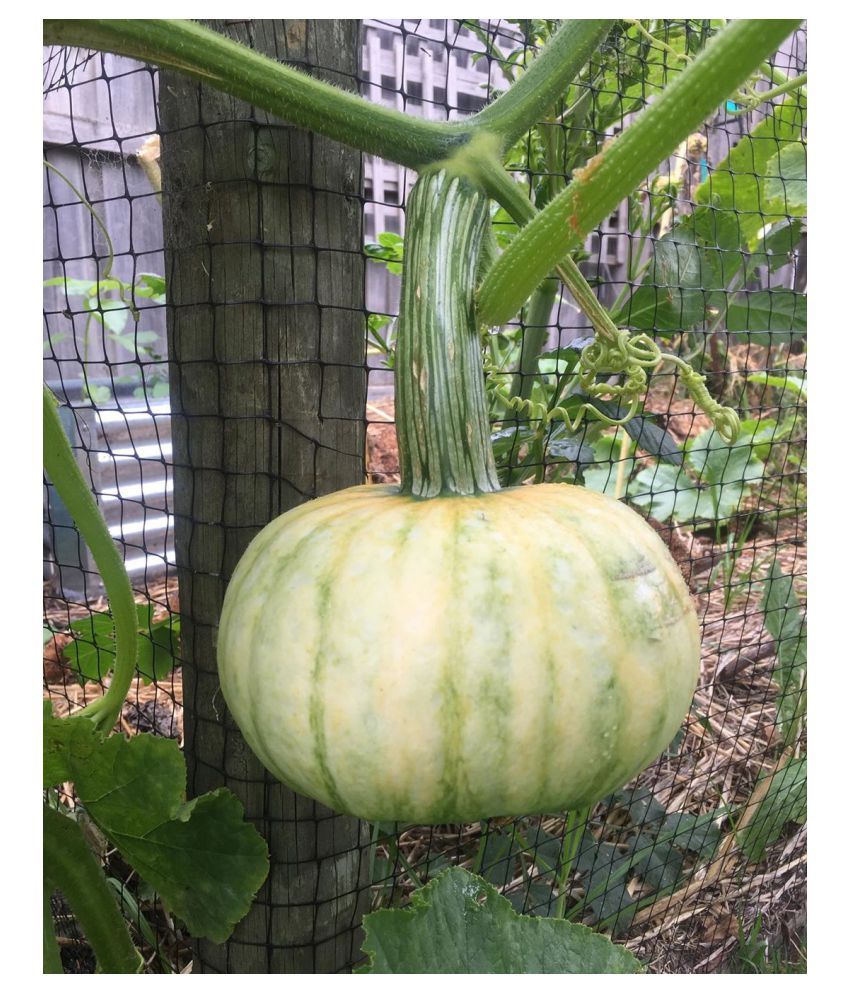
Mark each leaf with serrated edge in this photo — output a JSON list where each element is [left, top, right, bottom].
[[358, 866, 641, 973], [42, 710, 268, 942]]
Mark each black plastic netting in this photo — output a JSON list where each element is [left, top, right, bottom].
[[43, 19, 807, 974]]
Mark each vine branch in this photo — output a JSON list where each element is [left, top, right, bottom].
[[43, 388, 138, 731], [477, 19, 802, 327], [44, 19, 467, 169]]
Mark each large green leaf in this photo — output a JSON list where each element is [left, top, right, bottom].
[[628, 463, 697, 522], [725, 289, 806, 334], [65, 604, 179, 686], [761, 562, 807, 741], [614, 225, 718, 332], [736, 758, 806, 863], [358, 867, 641, 973], [612, 205, 752, 334], [589, 400, 684, 465], [43, 708, 268, 943], [695, 99, 806, 247], [628, 428, 764, 524], [765, 143, 806, 213], [748, 218, 805, 274]]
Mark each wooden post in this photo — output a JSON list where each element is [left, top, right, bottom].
[[159, 20, 370, 973]]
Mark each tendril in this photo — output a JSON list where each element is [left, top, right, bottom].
[[485, 327, 741, 445]]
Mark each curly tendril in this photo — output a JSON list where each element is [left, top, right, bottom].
[[486, 327, 741, 445], [674, 363, 741, 443]]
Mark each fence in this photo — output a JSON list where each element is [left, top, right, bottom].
[[43, 19, 807, 973]]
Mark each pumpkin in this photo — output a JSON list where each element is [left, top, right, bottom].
[[217, 169, 701, 824]]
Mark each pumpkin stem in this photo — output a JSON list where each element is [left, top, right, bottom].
[[395, 170, 500, 498]]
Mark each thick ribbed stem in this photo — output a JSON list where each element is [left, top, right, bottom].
[[396, 171, 500, 497]]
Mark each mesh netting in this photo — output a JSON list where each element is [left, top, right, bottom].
[[43, 19, 806, 974]]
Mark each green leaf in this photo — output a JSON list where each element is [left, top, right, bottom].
[[747, 371, 807, 401], [630, 834, 683, 892], [615, 226, 716, 331], [358, 867, 641, 973], [725, 290, 806, 334], [764, 144, 806, 213], [43, 700, 86, 787], [66, 606, 179, 686], [628, 464, 698, 523], [695, 99, 806, 247], [546, 434, 594, 464], [42, 712, 268, 942], [572, 836, 638, 934], [43, 276, 100, 296], [761, 562, 806, 741], [66, 613, 117, 683], [86, 298, 131, 335], [136, 616, 181, 684], [762, 563, 803, 648], [748, 218, 804, 273], [365, 233, 404, 275], [688, 428, 764, 487], [85, 384, 113, 406], [134, 273, 166, 300], [581, 433, 636, 496], [590, 399, 684, 466], [377, 231, 403, 249], [737, 758, 807, 863]]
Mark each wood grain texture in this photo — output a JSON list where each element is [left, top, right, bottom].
[[160, 19, 369, 973]]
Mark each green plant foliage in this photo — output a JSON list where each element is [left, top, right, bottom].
[[695, 98, 806, 248], [565, 791, 722, 934], [612, 203, 806, 341], [736, 758, 806, 864], [358, 866, 642, 974], [364, 231, 404, 274], [724, 290, 806, 336], [761, 562, 807, 744], [43, 271, 168, 404], [729, 913, 806, 973], [43, 703, 269, 943], [765, 144, 806, 213], [64, 604, 180, 685], [615, 224, 718, 333], [627, 427, 765, 525]]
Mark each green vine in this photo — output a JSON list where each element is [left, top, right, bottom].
[[43, 17, 795, 452], [476, 137, 741, 443], [43, 387, 138, 732], [485, 329, 740, 444], [477, 19, 802, 327]]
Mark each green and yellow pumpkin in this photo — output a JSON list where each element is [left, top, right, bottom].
[[217, 170, 701, 824]]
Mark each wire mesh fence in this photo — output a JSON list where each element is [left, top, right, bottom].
[[43, 19, 806, 974]]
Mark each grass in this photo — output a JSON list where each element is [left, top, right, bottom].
[[726, 914, 806, 974]]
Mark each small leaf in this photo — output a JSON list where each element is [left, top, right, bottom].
[[358, 867, 641, 973], [135, 273, 166, 299], [546, 435, 594, 464]]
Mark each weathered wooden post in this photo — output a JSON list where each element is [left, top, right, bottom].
[[159, 20, 370, 972]]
